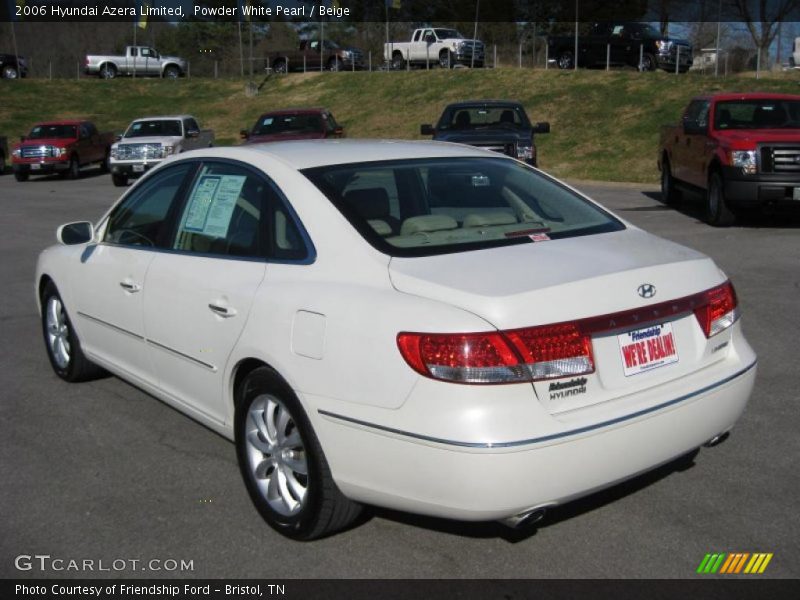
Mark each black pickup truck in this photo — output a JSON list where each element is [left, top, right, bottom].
[[420, 101, 550, 167], [547, 22, 692, 72]]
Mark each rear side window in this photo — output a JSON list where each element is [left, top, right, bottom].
[[302, 157, 624, 257]]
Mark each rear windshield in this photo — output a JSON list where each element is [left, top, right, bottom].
[[301, 157, 624, 257], [438, 106, 530, 131], [715, 99, 800, 130], [125, 120, 182, 137], [253, 114, 324, 136]]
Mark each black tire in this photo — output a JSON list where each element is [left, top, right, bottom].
[[328, 57, 342, 72], [640, 52, 657, 72], [272, 59, 288, 74], [163, 65, 180, 79], [14, 171, 29, 182], [235, 366, 362, 540], [100, 149, 110, 173], [391, 52, 405, 70], [439, 50, 453, 69], [660, 156, 681, 205], [99, 63, 116, 79], [2, 65, 18, 79], [112, 173, 129, 187], [557, 51, 574, 70], [0, 151, 5, 175], [67, 156, 80, 180], [706, 171, 736, 227], [41, 281, 105, 382]]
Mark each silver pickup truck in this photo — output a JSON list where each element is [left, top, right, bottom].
[[109, 115, 214, 186], [85, 46, 186, 79]]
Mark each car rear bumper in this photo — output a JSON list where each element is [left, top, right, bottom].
[[308, 338, 756, 522]]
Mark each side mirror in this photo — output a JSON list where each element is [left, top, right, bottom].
[[57, 221, 94, 245], [533, 122, 550, 134], [20, 135, 26, 142], [682, 118, 707, 135], [186, 129, 200, 138], [420, 124, 435, 136], [115, 134, 123, 141], [239, 129, 250, 140]]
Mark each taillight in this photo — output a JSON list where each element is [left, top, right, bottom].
[[505, 323, 595, 381], [396, 332, 527, 384], [397, 324, 594, 385], [693, 281, 739, 337]]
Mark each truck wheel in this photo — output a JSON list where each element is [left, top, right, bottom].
[[2, 65, 18, 79], [439, 50, 453, 69], [99, 64, 116, 79], [639, 53, 657, 72], [0, 151, 5, 175], [391, 52, 405, 70], [706, 172, 736, 227], [164, 65, 180, 79], [328, 57, 343, 72], [273, 59, 288, 74], [660, 157, 681, 205], [100, 149, 110, 173], [557, 51, 574, 70], [67, 156, 80, 180], [112, 173, 129, 187], [14, 172, 29, 182]]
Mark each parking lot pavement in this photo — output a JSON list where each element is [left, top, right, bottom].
[[1, 171, 798, 579]]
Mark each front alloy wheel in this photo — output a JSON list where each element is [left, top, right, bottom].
[[235, 367, 361, 540], [706, 172, 736, 227]]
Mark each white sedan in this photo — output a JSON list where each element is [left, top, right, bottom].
[[36, 141, 756, 540]]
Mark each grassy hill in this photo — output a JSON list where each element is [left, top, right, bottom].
[[3, 69, 800, 182]]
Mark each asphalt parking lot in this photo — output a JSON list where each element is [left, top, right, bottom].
[[0, 168, 798, 579]]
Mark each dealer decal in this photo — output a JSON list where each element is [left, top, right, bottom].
[[618, 323, 679, 377]]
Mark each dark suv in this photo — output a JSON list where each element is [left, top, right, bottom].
[[420, 101, 550, 167]]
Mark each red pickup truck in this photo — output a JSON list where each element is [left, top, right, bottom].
[[11, 120, 113, 182], [659, 93, 800, 226]]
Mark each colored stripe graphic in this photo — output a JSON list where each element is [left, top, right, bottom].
[[697, 552, 773, 574]]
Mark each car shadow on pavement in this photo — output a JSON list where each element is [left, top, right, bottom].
[[644, 190, 800, 228], [364, 450, 699, 543]]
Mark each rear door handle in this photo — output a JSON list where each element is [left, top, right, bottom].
[[208, 303, 237, 318], [119, 280, 141, 293]]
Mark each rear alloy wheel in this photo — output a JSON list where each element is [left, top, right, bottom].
[[328, 57, 343, 72], [272, 59, 288, 74], [660, 157, 681, 205], [163, 66, 180, 79], [557, 51, 574, 70], [706, 171, 736, 227], [236, 367, 361, 540], [2, 65, 19, 79], [392, 52, 405, 70], [41, 281, 104, 382], [99, 64, 116, 79], [112, 173, 129, 187]]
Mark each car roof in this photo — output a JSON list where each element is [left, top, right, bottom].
[[186, 139, 503, 170], [259, 108, 329, 117], [697, 93, 800, 102], [32, 120, 83, 126], [134, 115, 194, 121], [445, 100, 525, 110]]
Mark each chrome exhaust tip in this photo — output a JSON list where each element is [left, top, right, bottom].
[[498, 506, 548, 529], [704, 431, 730, 447]]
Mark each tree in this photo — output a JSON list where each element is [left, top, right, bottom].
[[732, 0, 800, 67]]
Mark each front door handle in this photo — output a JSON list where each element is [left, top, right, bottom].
[[208, 303, 237, 318], [119, 280, 141, 293]]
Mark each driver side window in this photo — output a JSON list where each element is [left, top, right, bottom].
[[104, 164, 193, 248]]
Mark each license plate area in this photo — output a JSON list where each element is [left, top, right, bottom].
[[132, 164, 145, 173], [792, 187, 800, 200], [31, 163, 41, 170], [618, 323, 679, 377]]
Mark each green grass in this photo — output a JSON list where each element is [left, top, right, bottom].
[[3, 69, 800, 182]]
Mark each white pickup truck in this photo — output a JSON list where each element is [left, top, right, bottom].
[[109, 115, 214, 186], [85, 46, 187, 79], [384, 28, 485, 69]]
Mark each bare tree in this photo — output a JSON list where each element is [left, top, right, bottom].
[[732, 0, 800, 66]]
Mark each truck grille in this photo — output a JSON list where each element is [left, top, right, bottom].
[[20, 145, 57, 158], [760, 146, 800, 173], [115, 143, 163, 160]]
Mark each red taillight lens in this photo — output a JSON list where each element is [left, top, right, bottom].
[[506, 323, 595, 381], [693, 281, 739, 337], [396, 332, 527, 384]]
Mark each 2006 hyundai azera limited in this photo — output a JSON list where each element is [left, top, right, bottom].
[[36, 140, 757, 539]]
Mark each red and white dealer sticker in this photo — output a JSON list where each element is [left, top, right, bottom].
[[618, 323, 679, 377]]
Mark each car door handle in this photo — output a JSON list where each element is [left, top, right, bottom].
[[208, 303, 237, 318], [119, 280, 141, 293]]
